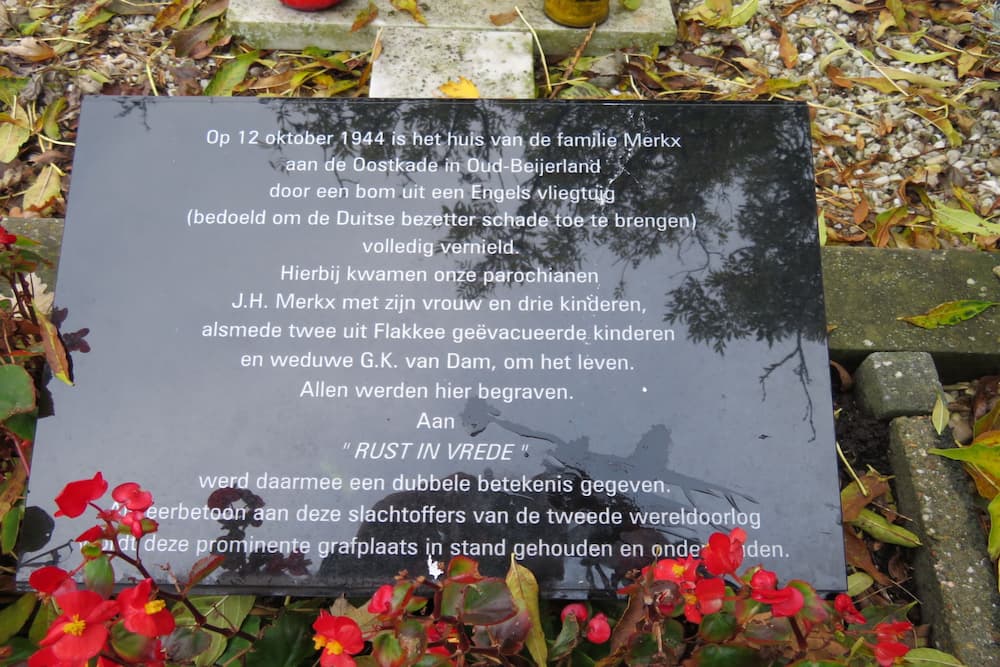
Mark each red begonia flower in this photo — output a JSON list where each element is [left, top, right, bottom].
[[0, 226, 15, 245], [29, 566, 77, 600], [368, 584, 394, 614], [75, 525, 106, 543], [834, 593, 866, 625], [280, 0, 343, 10], [873, 639, 910, 666], [651, 557, 699, 584], [750, 568, 778, 592], [683, 577, 726, 622], [701, 528, 746, 576], [112, 482, 153, 512], [751, 584, 805, 618], [585, 613, 611, 644], [312, 612, 364, 667], [54, 473, 108, 518], [28, 647, 69, 667], [119, 579, 175, 637], [560, 603, 588, 624], [119, 510, 157, 538], [38, 590, 118, 662], [750, 569, 804, 617], [875, 621, 913, 642]]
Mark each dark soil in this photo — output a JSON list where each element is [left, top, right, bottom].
[[833, 391, 892, 479]]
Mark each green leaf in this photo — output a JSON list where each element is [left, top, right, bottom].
[[974, 400, 1000, 438], [698, 611, 737, 642], [111, 620, 156, 661], [35, 305, 73, 385], [162, 626, 213, 663], [244, 611, 313, 667], [878, 44, 951, 64], [204, 50, 258, 96], [0, 363, 35, 420], [931, 438, 1000, 479], [885, 0, 906, 27], [5, 412, 36, 441], [371, 630, 404, 667], [84, 555, 115, 598], [903, 647, 967, 665], [1, 500, 23, 553], [0, 593, 36, 644], [722, 0, 758, 27], [505, 555, 546, 666], [0, 118, 30, 163], [549, 613, 579, 661], [217, 614, 261, 664], [931, 205, 1000, 236], [932, 393, 949, 435], [446, 555, 480, 579], [28, 600, 57, 644], [39, 97, 66, 140], [0, 77, 29, 107], [846, 572, 873, 597], [692, 643, 763, 666], [461, 579, 516, 625], [76, 8, 114, 31], [987, 494, 1000, 560], [174, 595, 255, 667], [849, 508, 921, 547], [898, 300, 998, 329]]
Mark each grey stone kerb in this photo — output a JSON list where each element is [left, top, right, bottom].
[[854, 351, 1000, 664], [225, 0, 677, 98]]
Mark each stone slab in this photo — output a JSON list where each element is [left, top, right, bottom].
[[888, 417, 1000, 665], [854, 352, 940, 419], [226, 0, 676, 56], [823, 247, 1000, 382], [18, 97, 842, 595], [369, 28, 535, 98]]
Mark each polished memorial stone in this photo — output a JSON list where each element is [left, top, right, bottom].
[[19, 98, 844, 595]]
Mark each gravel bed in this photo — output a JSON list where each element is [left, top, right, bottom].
[[0, 0, 997, 246]]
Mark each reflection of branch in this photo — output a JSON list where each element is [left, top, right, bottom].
[[759, 331, 816, 440]]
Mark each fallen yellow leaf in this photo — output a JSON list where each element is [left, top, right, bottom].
[[439, 77, 479, 99]]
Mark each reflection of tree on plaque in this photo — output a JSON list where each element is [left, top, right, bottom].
[[461, 398, 755, 511], [319, 396, 759, 595]]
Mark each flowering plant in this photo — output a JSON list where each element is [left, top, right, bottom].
[[12, 474, 968, 666]]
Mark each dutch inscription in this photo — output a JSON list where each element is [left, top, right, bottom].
[[21, 99, 843, 595]]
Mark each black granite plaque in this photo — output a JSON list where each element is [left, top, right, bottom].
[[19, 98, 844, 595]]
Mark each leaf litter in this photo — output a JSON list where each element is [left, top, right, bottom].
[[0, 0, 998, 238]]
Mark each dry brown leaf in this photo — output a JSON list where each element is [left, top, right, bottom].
[[170, 22, 216, 58], [23, 165, 61, 212], [732, 56, 768, 77], [351, 2, 378, 32], [153, 0, 196, 31], [852, 197, 870, 225], [957, 47, 982, 79], [841, 472, 891, 522], [490, 10, 518, 25], [0, 38, 57, 63], [390, 0, 427, 25], [770, 21, 798, 68], [843, 528, 892, 586], [28, 150, 65, 166]]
